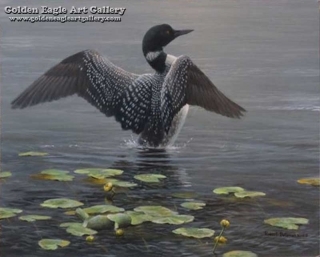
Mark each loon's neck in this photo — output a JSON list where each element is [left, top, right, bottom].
[[144, 50, 167, 73]]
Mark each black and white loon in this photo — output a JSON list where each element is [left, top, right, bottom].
[[11, 24, 246, 147]]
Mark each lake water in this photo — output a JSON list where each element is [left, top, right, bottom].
[[1, 0, 319, 256]]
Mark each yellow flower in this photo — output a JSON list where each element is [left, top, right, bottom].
[[103, 182, 113, 192], [115, 229, 124, 236], [86, 235, 95, 242], [220, 219, 230, 228], [214, 236, 227, 244]]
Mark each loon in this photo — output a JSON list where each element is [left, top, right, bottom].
[[11, 24, 246, 147]]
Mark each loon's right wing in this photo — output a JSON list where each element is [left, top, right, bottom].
[[161, 55, 246, 133], [11, 49, 139, 117]]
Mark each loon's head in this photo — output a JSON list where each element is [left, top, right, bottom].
[[142, 24, 193, 56]]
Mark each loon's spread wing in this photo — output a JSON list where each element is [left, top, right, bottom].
[[11, 50, 152, 134], [161, 55, 246, 133]]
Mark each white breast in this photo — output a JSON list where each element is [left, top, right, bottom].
[[165, 54, 177, 65]]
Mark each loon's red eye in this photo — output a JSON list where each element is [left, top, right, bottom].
[[166, 30, 170, 35]]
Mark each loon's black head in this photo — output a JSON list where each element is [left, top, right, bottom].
[[142, 24, 193, 56]]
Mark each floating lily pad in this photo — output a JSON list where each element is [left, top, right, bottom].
[[107, 179, 137, 188], [222, 250, 258, 257], [0, 207, 23, 219], [74, 168, 123, 179], [19, 215, 51, 222], [0, 171, 12, 179], [19, 151, 48, 157], [60, 222, 83, 228], [85, 215, 113, 230], [65, 223, 97, 236], [83, 205, 124, 215], [134, 174, 166, 183], [107, 213, 132, 229], [41, 198, 83, 209], [213, 187, 245, 195], [75, 208, 90, 221], [172, 191, 198, 199], [264, 217, 309, 230], [151, 214, 194, 225], [64, 210, 76, 216], [126, 211, 152, 225], [134, 206, 177, 217], [234, 191, 266, 198], [297, 177, 320, 187], [180, 202, 206, 210], [172, 227, 215, 238], [38, 239, 70, 250], [33, 169, 74, 182]]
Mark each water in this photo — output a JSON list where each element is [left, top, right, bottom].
[[1, 0, 319, 256]]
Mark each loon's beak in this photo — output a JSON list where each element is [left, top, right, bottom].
[[173, 29, 194, 38]]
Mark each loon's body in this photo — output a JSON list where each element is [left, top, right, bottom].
[[11, 24, 246, 147]]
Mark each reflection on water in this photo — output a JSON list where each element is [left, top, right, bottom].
[[1, 0, 319, 256]]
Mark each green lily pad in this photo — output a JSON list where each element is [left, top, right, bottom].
[[85, 215, 113, 230], [75, 208, 90, 221], [234, 191, 266, 198], [172, 227, 215, 238], [83, 205, 124, 215], [38, 239, 70, 250], [65, 223, 97, 236], [107, 213, 132, 229], [107, 179, 137, 188], [151, 214, 194, 225], [33, 169, 74, 181], [0, 207, 23, 219], [134, 174, 166, 183], [0, 171, 12, 179], [74, 168, 123, 179], [134, 206, 177, 217], [213, 187, 245, 195], [222, 250, 258, 257], [60, 222, 83, 228], [172, 191, 198, 199], [41, 198, 83, 209], [125, 211, 152, 225], [264, 217, 309, 230], [19, 215, 51, 222], [19, 151, 48, 157], [297, 177, 320, 186], [180, 202, 206, 210]]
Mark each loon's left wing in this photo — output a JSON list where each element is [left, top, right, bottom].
[[11, 49, 140, 112], [161, 55, 246, 133]]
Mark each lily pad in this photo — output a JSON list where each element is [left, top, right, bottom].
[[264, 217, 309, 230], [34, 169, 74, 182], [60, 222, 83, 228], [107, 179, 137, 188], [0, 207, 23, 219], [65, 223, 97, 236], [75, 208, 90, 221], [19, 215, 51, 222], [234, 191, 266, 198], [126, 211, 152, 225], [19, 151, 48, 157], [172, 191, 198, 199], [213, 187, 245, 195], [172, 227, 215, 239], [41, 198, 83, 209], [107, 213, 132, 229], [83, 205, 124, 215], [222, 250, 258, 257], [38, 239, 70, 250], [85, 215, 113, 230], [151, 214, 194, 225], [134, 174, 166, 183], [180, 202, 206, 210], [134, 206, 177, 217], [0, 171, 12, 179], [74, 168, 123, 179], [297, 177, 320, 187]]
